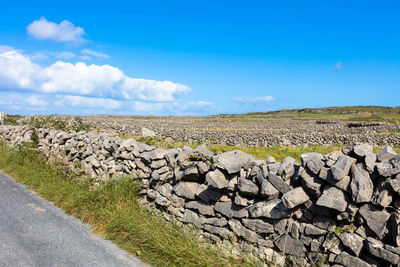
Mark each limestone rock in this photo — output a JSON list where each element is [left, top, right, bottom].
[[353, 143, 373, 157], [249, 199, 289, 219], [350, 163, 373, 203], [214, 201, 248, 218], [366, 237, 400, 265], [359, 204, 391, 240], [301, 152, 325, 175], [316, 185, 348, 212], [185, 201, 215, 216], [213, 150, 255, 174], [238, 177, 259, 197], [276, 156, 296, 180], [275, 234, 306, 256], [281, 187, 310, 209], [377, 146, 397, 162], [339, 232, 364, 256], [206, 169, 229, 189], [331, 155, 356, 181], [335, 251, 371, 267], [141, 127, 156, 137], [174, 182, 201, 200]]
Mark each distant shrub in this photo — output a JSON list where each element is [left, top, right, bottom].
[[26, 115, 93, 132]]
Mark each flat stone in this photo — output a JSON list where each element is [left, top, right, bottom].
[[320, 167, 351, 193], [238, 177, 259, 197], [390, 211, 400, 246], [303, 223, 328, 235], [372, 182, 393, 208], [214, 201, 248, 218], [203, 225, 235, 240], [335, 251, 371, 267], [364, 152, 377, 172], [234, 192, 253, 207], [182, 209, 205, 228], [174, 182, 201, 200], [196, 185, 221, 203], [300, 168, 324, 198], [366, 237, 400, 265], [389, 178, 400, 193], [259, 179, 279, 199], [206, 169, 229, 189], [350, 163, 373, 203], [313, 216, 336, 232], [213, 150, 255, 174], [141, 127, 156, 137], [339, 232, 364, 256], [359, 204, 391, 240], [192, 144, 214, 158], [275, 234, 306, 256], [301, 152, 325, 175], [267, 173, 292, 194], [281, 187, 310, 209], [353, 143, 373, 157], [185, 201, 215, 216], [140, 148, 167, 162], [267, 162, 281, 175], [377, 155, 400, 177], [316, 185, 348, 212], [331, 155, 356, 181], [248, 199, 290, 219], [276, 156, 296, 180], [150, 159, 167, 169], [242, 219, 274, 234], [377, 146, 397, 162], [228, 219, 259, 243], [156, 183, 173, 198], [204, 217, 227, 227]]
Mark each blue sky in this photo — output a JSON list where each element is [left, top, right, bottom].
[[0, 1, 399, 115]]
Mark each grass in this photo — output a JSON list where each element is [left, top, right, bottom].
[[0, 142, 258, 267]]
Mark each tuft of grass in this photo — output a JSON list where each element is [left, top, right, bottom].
[[0, 142, 258, 267]]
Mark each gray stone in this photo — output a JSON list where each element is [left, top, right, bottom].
[[171, 194, 185, 208], [281, 187, 310, 209], [339, 232, 364, 256], [156, 183, 173, 198], [196, 161, 209, 174], [389, 178, 400, 193], [301, 152, 325, 175], [242, 219, 274, 234], [214, 201, 248, 218], [185, 201, 215, 216], [192, 144, 214, 158], [204, 217, 227, 227], [182, 165, 201, 181], [377, 155, 400, 177], [304, 223, 328, 235], [150, 159, 167, 169], [377, 146, 397, 162], [238, 177, 259, 197], [366, 237, 400, 265], [320, 167, 351, 193], [331, 155, 356, 181], [141, 148, 167, 162], [372, 182, 393, 208], [174, 182, 201, 200], [276, 156, 296, 180], [267, 162, 281, 175], [316, 185, 348, 212], [275, 234, 306, 256], [300, 168, 324, 198], [228, 219, 259, 243], [141, 127, 156, 137], [267, 173, 292, 194], [364, 152, 376, 172], [206, 169, 229, 189], [213, 150, 255, 174], [234, 192, 253, 207], [267, 156, 276, 163], [391, 211, 400, 246], [350, 163, 373, 203], [353, 143, 373, 157], [182, 209, 205, 228], [273, 219, 287, 234], [335, 252, 371, 267], [248, 199, 289, 219], [323, 232, 343, 255], [203, 225, 235, 240], [259, 179, 279, 199], [359, 204, 391, 240]]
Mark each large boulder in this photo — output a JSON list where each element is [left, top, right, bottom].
[[213, 150, 255, 174]]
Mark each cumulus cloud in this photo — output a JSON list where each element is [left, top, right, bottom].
[[27, 17, 85, 44], [234, 96, 274, 103], [82, 49, 109, 59], [0, 48, 190, 102]]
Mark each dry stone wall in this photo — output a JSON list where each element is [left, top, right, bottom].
[[2, 125, 400, 266]]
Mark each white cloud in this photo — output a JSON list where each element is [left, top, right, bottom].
[[27, 17, 85, 44], [82, 49, 109, 59], [0, 48, 190, 102], [54, 95, 120, 109], [332, 62, 344, 70], [234, 96, 274, 103]]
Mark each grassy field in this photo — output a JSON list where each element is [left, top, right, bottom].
[[0, 142, 259, 267]]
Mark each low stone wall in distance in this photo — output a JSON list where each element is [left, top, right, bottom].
[[1, 125, 400, 266]]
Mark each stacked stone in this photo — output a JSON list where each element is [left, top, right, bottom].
[[2, 125, 400, 266]]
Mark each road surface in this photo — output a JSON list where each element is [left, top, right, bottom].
[[0, 171, 148, 267]]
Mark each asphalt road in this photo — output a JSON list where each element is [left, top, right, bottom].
[[0, 171, 148, 267]]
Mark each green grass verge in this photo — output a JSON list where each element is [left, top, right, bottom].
[[0, 142, 257, 267]]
